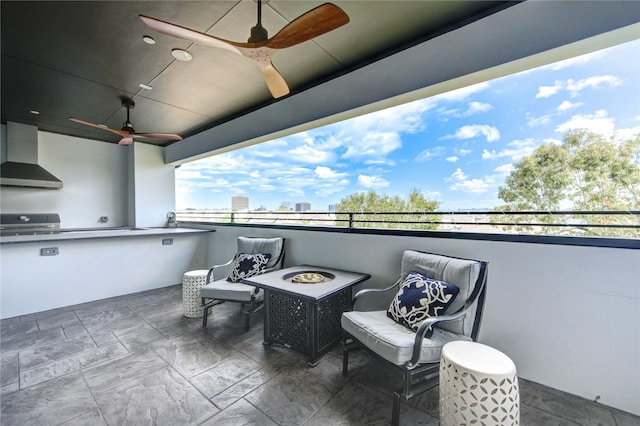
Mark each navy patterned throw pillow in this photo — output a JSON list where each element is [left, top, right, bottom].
[[387, 271, 459, 336], [227, 253, 272, 283]]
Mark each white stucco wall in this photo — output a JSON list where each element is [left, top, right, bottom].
[[0, 233, 208, 318], [1, 129, 128, 228], [1, 127, 176, 229], [132, 143, 176, 228]]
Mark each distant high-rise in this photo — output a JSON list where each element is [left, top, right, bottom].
[[232, 196, 249, 211], [328, 204, 337, 212], [295, 202, 311, 212]]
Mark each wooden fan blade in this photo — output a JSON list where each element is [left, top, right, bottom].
[[69, 117, 128, 137], [118, 137, 134, 146], [133, 133, 183, 141], [139, 15, 243, 55], [265, 3, 349, 49], [262, 63, 290, 98]]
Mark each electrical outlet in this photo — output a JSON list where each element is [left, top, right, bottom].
[[40, 247, 59, 256], [162, 238, 173, 246]]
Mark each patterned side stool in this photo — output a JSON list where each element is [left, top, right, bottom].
[[182, 270, 209, 318], [440, 341, 520, 426]]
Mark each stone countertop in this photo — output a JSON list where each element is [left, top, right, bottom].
[[0, 227, 213, 245]]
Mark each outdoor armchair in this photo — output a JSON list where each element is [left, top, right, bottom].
[[200, 236, 286, 331], [341, 249, 488, 426]]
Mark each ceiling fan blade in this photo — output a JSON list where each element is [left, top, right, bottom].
[[139, 15, 243, 55], [69, 117, 128, 137], [133, 133, 183, 141], [265, 3, 349, 49], [118, 137, 134, 146], [262, 63, 290, 98]]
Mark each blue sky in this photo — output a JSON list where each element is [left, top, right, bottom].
[[176, 39, 640, 211]]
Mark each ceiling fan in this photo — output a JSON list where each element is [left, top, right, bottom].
[[69, 98, 183, 145], [140, 1, 349, 98]]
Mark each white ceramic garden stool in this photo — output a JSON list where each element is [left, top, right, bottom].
[[439, 341, 520, 426], [182, 270, 209, 318]]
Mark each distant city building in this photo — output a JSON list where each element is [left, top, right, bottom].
[[295, 202, 311, 212], [231, 196, 249, 211], [328, 204, 337, 212]]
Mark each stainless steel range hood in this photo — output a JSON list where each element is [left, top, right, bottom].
[[1, 122, 63, 189]]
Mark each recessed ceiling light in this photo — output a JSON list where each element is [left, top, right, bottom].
[[29, 110, 40, 115], [143, 35, 156, 45], [139, 83, 153, 90], [171, 49, 193, 62]]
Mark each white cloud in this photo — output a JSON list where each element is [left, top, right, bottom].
[[341, 131, 402, 162], [449, 178, 491, 194], [448, 168, 467, 181], [347, 99, 431, 135], [457, 148, 472, 156], [527, 113, 553, 127], [288, 144, 336, 163], [314, 166, 347, 179], [555, 110, 616, 134], [447, 167, 497, 194], [482, 139, 538, 161], [536, 76, 623, 100], [357, 175, 389, 188], [446, 156, 459, 163], [494, 164, 513, 174], [615, 125, 640, 141], [566, 75, 623, 95], [536, 80, 563, 98], [557, 100, 582, 112], [416, 146, 446, 162], [440, 101, 492, 119], [466, 101, 492, 115], [445, 125, 500, 142]]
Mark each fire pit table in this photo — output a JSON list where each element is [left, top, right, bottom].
[[243, 265, 370, 365]]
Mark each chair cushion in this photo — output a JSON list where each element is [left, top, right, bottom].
[[237, 237, 283, 270], [387, 271, 459, 336], [342, 310, 471, 366], [227, 253, 271, 283], [400, 250, 482, 336], [200, 279, 264, 303]]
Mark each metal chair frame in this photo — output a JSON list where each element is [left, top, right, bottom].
[[342, 251, 488, 426], [201, 237, 286, 332]]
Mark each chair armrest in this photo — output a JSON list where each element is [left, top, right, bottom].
[[407, 279, 487, 368], [206, 257, 235, 283], [352, 278, 402, 304], [261, 264, 281, 274]]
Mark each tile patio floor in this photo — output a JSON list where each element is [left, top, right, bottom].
[[1, 284, 637, 425]]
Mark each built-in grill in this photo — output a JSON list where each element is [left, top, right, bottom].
[[0, 213, 61, 236]]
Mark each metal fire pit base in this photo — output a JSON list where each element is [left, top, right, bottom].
[[244, 265, 370, 366]]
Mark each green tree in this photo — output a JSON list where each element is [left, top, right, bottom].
[[335, 188, 440, 230], [494, 130, 640, 237]]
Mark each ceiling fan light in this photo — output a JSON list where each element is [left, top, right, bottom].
[[171, 49, 192, 62]]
